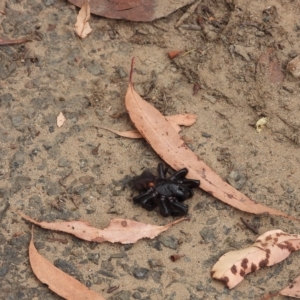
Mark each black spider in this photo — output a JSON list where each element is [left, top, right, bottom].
[[132, 163, 200, 217]]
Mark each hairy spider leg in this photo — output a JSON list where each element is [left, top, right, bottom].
[[157, 196, 171, 217], [168, 198, 188, 216]]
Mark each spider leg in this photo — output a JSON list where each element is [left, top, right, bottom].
[[140, 195, 157, 210], [170, 168, 188, 180], [157, 196, 171, 217], [133, 189, 157, 210], [157, 163, 167, 179], [168, 198, 188, 216], [179, 179, 200, 188]]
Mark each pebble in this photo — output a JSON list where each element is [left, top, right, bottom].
[[199, 227, 216, 242], [54, 259, 83, 281], [110, 291, 131, 300], [227, 170, 247, 190], [133, 267, 149, 279], [86, 60, 105, 76], [158, 235, 178, 250], [58, 157, 70, 167], [11, 115, 24, 128], [87, 253, 100, 265]]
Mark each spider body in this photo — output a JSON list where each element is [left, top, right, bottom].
[[132, 163, 200, 217]]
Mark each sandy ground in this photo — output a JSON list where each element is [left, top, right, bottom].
[[1, 0, 300, 299]]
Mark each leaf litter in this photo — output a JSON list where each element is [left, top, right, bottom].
[[211, 229, 300, 289], [124, 58, 296, 221], [74, 0, 92, 39], [29, 228, 105, 300], [20, 212, 188, 244]]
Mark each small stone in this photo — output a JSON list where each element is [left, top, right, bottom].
[[199, 227, 216, 242], [101, 260, 114, 272], [132, 291, 141, 299], [148, 258, 163, 268], [112, 291, 131, 300], [206, 217, 218, 225], [287, 55, 300, 78], [58, 157, 69, 167], [287, 186, 294, 193], [115, 66, 127, 78], [87, 253, 100, 265], [227, 170, 247, 190], [11, 115, 24, 128], [158, 235, 178, 250], [86, 60, 105, 76], [79, 176, 94, 184], [86, 280, 92, 288], [133, 267, 149, 279], [54, 259, 82, 281]]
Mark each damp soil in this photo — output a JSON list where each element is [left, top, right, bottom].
[[1, 0, 300, 299]]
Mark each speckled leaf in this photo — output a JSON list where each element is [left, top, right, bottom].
[[68, 0, 194, 22], [29, 229, 105, 300], [100, 114, 197, 139], [20, 212, 187, 244], [125, 58, 296, 220], [279, 275, 300, 298], [211, 230, 300, 289]]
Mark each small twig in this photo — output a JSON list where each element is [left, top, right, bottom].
[[58, 170, 73, 187], [175, 1, 200, 28], [179, 24, 202, 31], [47, 237, 68, 244], [107, 286, 119, 293], [240, 217, 258, 234], [182, 48, 196, 57]]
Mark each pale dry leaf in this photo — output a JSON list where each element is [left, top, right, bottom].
[[279, 275, 300, 298], [74, 0, 92, 38], [100, 114, 197, 139], [29, 228, 105, 300], [211, 229, 300, 289], [20, 212, 187, 244], [57, 112, 66, 127], [256, 117, 268, 133], [124, 58, 296, 220]]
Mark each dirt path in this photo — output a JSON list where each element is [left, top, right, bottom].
[[1, 0, 300, 299]]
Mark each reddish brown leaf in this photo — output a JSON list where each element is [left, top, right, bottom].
[[211, 230, 300, 289], [20, 212, 187, 244], [74, 0, 92, 38], [100, 114, 197, 139], [168, 50, 184, 59], [68, 0, 194, 22], [0, 38, 30, 45], [125, 58, 295, 220], [29, 228, 105, 300]]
